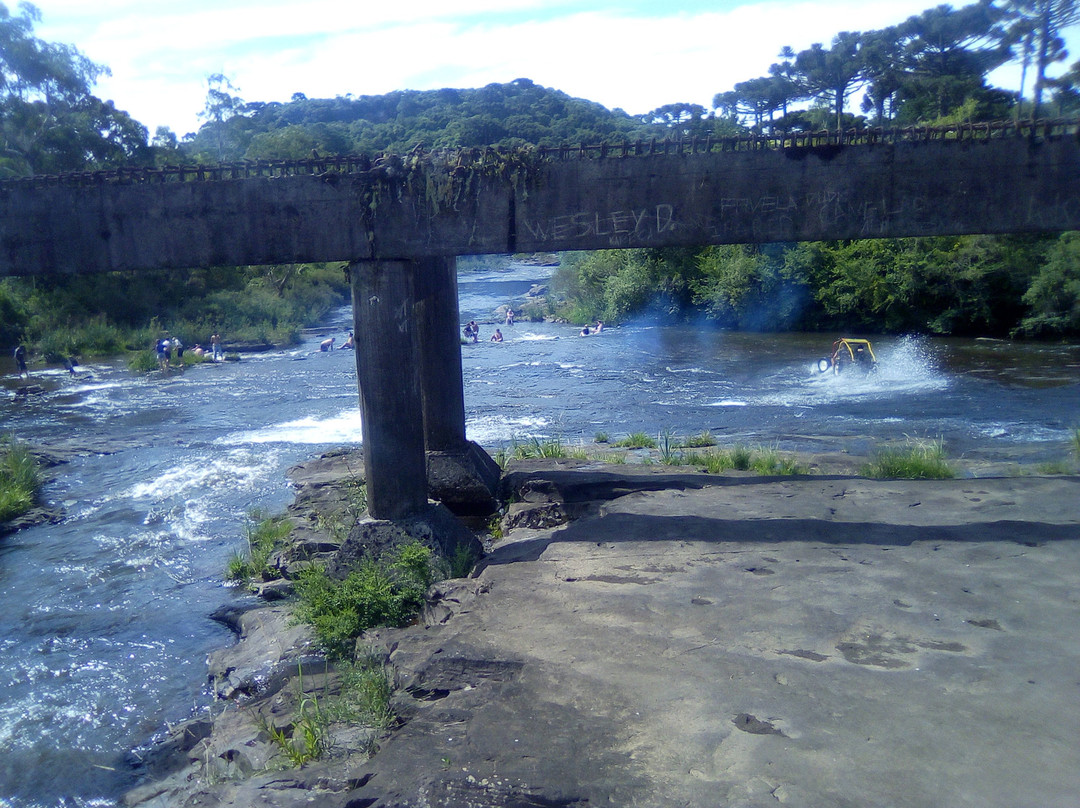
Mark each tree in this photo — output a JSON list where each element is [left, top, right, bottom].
[[0, 1, 150, 175], [787, 32, 874, 130], [1004, 0, 1080, 116], [194, 73, 250, 160], [1020, 231, 1080, 335], [714, 75, 802, 131], [892, 0, 1014, 121]]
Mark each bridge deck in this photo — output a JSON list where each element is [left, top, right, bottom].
[[2, 122, 1079, 276]]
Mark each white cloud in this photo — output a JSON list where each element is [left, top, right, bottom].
[[30, 0, 1072, 137]]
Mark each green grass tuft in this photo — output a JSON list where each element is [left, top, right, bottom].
[[860, 440, 955, 479], [225, 509, 293, 586], [0, 438, 41, 523], [615, 431, 656, 449]]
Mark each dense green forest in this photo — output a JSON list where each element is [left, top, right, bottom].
[[1, 0, 1079, 358]]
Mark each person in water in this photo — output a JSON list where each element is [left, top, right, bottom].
[[463, 321, 479, 343], [320, 337, 335, 351], [491, 328, 503, 342], [340, 331, 355, 349], [156, 338, 170, 369], [505, 308, 515, 326], [210, 333, 222, 362], [579, 325, 591, 336], [14, 344, 28, 377]]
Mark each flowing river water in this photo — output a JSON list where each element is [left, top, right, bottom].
[[1, 259, 1078, 806]]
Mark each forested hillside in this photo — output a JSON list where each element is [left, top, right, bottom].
[[1, 0, 1079, 354]]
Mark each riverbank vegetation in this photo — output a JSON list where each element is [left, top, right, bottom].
[[0, 438, 41, 523], [540, 235, 1080, 338], [1, 262, 350, 365], [293, 541, 438, 660]]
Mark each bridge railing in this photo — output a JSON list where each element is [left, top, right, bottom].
[[2, 119, 1077, 189]]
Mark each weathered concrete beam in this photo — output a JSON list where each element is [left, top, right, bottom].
[[3, 135, 1079, 277]]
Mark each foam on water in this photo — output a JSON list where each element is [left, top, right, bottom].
[[127, 447, 280, 500], [466, 414, 551, 445], [218, 410, 364, 445]]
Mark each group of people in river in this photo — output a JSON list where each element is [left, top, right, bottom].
[[154, 333, 224, 370], [462, 308, 606, 343], [320, 331, 355, 352]]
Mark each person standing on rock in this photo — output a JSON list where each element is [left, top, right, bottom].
[[211, 333, 223, 362]]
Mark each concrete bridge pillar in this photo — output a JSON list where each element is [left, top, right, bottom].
[[348, 260, 428, 520], [414, 256, 467, 451], [349, 256, 500, 523], [414, 255, 502, 519]]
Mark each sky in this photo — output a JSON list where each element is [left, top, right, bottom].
[[27, 0, 1074, 139]]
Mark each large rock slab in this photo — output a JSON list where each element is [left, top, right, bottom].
[[340, 473, 1080, 807]]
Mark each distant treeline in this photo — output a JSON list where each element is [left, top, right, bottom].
[[544, 234, 1080, 338]]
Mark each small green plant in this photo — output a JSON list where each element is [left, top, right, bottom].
[[615, 431, 656, 449], [1071, 427, 1080, 458], [594, 431, 609, 443], [447, 542, 478, 578], [510, 436, 569, 460], [126, 349, 160, 373], [0, 437, 41, 523], [680, 430, 717, 448], [696, 450, 735, 474], [658, 428, 680, 465], [225, 509, 293, 586], [601, 452, 627, 464], [751, 447, 808, 476], [861, 440, 955, 479], [337, 652, 396, 733], [1036, 460, 1071, 475], [293, 541, 437, 659], [486, 513, 504, 543], [261, 665, 329, 768], [730, 445, 753, 470]]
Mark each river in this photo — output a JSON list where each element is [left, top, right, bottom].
[[1, 258, 1078, 806]]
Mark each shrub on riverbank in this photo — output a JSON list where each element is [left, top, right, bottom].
[[293, 541, 438, 660], [0, 439, 41, 523]]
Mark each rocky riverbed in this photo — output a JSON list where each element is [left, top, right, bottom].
[[122, 451, 1080, 808]]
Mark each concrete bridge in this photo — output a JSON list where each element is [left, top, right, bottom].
[[2, 121, 1079, 520]]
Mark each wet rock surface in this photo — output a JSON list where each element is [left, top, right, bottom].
[[126, 458, 1080, 807]]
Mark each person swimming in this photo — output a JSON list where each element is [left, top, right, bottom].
[[491, 328, 503, 342]]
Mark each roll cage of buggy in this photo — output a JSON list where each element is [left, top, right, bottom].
[[817, 338, 877, 374]]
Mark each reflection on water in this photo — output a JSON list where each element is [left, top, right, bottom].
[[0, 261, 1077, 806]]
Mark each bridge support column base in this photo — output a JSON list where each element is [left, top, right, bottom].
[[427, 440, 503, 523], [327, 502, 484, 580]]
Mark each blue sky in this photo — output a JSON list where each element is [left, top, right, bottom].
[[29, 0, 1071, 138]]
